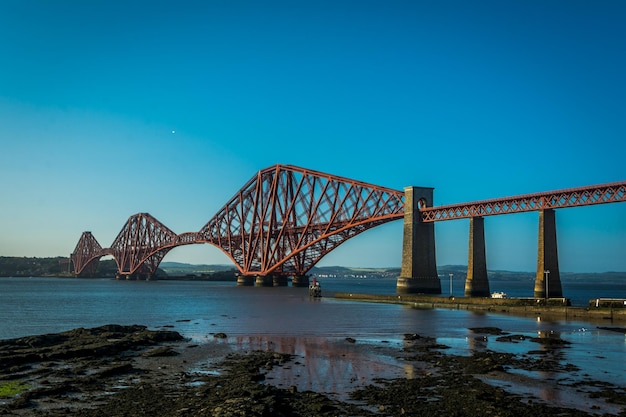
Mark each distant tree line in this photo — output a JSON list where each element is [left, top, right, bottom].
[[3, 256, 618, 281], [0, 256, 238, 280], [162, 270, 238, 281], [0, 256, 73, 277]]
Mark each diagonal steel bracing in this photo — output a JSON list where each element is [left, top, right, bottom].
[[421, 181, 626, 222], [198, 165, 405, 277], [70, 164, 624, 279], [71, 232, 103, 276], [109, 213, 181, 276]]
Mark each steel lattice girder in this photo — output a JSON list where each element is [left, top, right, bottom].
[[109, 213, 180, 275], [71, 231, 103, 275], [198, 164, 405, 276], [421, 181, 626, 222], [70, 164, 625, 278]]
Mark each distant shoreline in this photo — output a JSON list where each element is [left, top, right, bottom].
[[2, 256, 625, 281], [0, 274, 236, 281]]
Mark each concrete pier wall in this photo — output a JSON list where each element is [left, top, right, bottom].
[[465, 217, 490, 297], [397, 186, 441, 294], [255, 275, 274, 287], [291, 275, 309, 287], [236, 275, 254, 286], [534, 209, 563, 298]]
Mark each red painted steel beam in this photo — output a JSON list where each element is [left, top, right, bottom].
[[71, 223, 203, 278], [70, 164, 624, 279], [198, 164, 405, 277], [421, 180, 626, 222], [71, 231, 103, 275], [109, 213, 193, 276]]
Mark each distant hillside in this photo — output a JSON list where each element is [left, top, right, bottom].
[[0, 257, 624, 282], [159, 262, 234, 275], [311, 265, 400, 279], [0, 257, 117, 278], [0, 256, 73, 277]]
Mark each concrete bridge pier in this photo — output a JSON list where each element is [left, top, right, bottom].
[[291, 275, 309, 287], [273, 275, 288, 286], [118, 274, 135, 280], [397, 186, 441, 294], [236, 274, 254, 286], [464, 217, 491, 297], [534, 209, 563, 298], [255, 275, 274, 287]]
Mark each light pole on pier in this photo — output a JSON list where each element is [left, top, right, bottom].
[[544, 270, 550, 300], [449, 273, 453, 296]]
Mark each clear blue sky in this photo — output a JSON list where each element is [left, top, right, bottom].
[[1, 0, 624, 273]]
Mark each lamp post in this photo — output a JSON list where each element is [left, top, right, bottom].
[[449, 273, 453, 296], [544, 270, 550, 300]]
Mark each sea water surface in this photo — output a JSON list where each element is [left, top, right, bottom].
[[1, 276, 625, 410]]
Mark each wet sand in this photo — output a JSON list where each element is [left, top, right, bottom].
[[1, 324, 625, 416]]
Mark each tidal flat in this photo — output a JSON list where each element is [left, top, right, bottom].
[[0, 324, 625, 416]]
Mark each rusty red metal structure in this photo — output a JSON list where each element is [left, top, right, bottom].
[[421, 181, 626, 222], [108, 213, 199, 277], [71, 232, 103, 276], [71, 164, 405, 278], [198, 165, 405, 277], [70, 164, 625, 278], [71, 214, 202, 277]]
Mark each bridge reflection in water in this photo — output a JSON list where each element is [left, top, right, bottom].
[[232, 335, 416, 397]]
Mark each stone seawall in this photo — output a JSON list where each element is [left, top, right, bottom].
[[334, 293, 626, 324]]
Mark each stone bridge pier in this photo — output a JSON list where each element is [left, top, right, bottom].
[[464, 217, 490, 297], [533, 209, 563, 298], [236, 274, 254, 286], [463, 209, 563, 299], [291, 275, 310, 287], [397, 186, 564, 299], [396, 186, 441, 294]]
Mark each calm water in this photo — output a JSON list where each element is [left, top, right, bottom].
[[4, 276, 624, 339], [1, 276, 625, 404]]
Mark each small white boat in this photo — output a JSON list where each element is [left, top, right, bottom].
[[491, 291, 507, 299]]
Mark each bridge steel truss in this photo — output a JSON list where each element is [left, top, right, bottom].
[[71, 164, 405, 279], [107, 213, 201, 277], [70, 232, 103, 276], [420, 181, 626, 222], [71, 164, 624, 286], [71, 214, 201, 277], [198, 165, 405, 278]]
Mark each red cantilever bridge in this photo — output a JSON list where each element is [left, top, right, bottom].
[[72, 165, 406, 282], [71, 164, 626, 295]]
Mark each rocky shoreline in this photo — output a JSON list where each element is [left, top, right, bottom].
[[1, 325, 625, 416]]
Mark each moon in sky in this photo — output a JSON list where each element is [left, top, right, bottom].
[[171, 130, 176, 134]]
